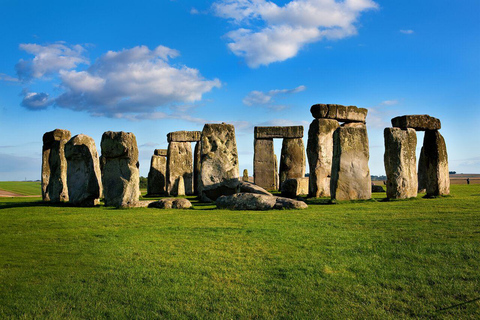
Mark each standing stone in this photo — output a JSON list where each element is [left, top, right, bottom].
[[423, 130, 450, 197], [384, 128, 418, 199], [279, 138, 306, 187], [331, 124, 371, 200], [274, 154, 279, 190], [65, 134, 102, 206], [199, 123, 239, 201], [254, 138, 276, 190], [418, 147, 427, 193], [147, 149, 167, 196], [281, 177, 309, 199], [194, 142, 201, 194], [166, 142, 193, 196], [243, 169, 249, 182], [177, 176, 185, 196], [307, 119, 339, 197], [101, 131, 140, 208], [42, 129, 71, 202]]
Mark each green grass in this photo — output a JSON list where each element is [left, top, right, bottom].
[[0, 181, 41, 196], [0, 185, 479, 319]]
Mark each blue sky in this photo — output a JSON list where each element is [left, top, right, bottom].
[[0, 0, 479, 181]]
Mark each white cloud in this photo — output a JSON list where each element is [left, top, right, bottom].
[[16, 42, 88, 80], [190, 7, 200, 14], [242, 85, 306, 108], [400, 29, 414, 34], [213, 0, 378, 67]]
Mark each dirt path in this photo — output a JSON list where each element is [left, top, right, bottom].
[[0, 189, 40, 197]]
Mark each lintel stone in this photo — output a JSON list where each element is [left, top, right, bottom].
[[254, 126, 303, 139], [167, 131, 201, 142], [391, 115, 441, 131], [310, 104, 368, 123]]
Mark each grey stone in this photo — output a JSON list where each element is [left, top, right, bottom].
[[236, 181, 272, 196], [166, 141, 193, 196], [279, 138, 306, 186], [391, 115, 441, 131], [65, 134, 102, 206], [384, 128, 418, 199], [101, 131, 140, 208], [148, 198, 192, 209], [216, 193, 307, 210], [42, 129, 71, 202], [274, 196, 308, 210], [274, 154, 279, 190], [242, 169, 249, 182], [147, 152, 167, 196], [253, 138, 276, 190], [418, 147, 427, 193], [194, 141, 201, 195], [423, 130, 450, 196], [331, 124, 371, 200], [310, 104, 368, 123], [372, 185, 385, 193], [198, 123, 239, 201], [281, 177, 309, 198], [167, 131, 201, 143], [307, 119, 339, 197], [254, 126, 303, 139], [154, 149, 167, 156]]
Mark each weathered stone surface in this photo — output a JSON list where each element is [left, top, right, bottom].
[[418, 147, 427, 193], [147, 152, 167, 196], [391, 115, 441, 131], [242, 169, 249, 182], [307, 119, 339, 197], [331, 124, 371, 200], [372, 185, 385, 193], [279, 138, 306, 186], [236, 181, 272, 196], [274, 154, 279, 190], [148, 198, 192, 209], [310, 104, 368, 123], [281, 177, 309, 198], [216, 193, 307, 210], [166, 141, 193, 196], [167, 131, 201, 143], [384, 128, 418, 199], [194, 141, 201, 195], [101, 131, 140, 208], [42, 129, 71, 202], [423, 130, 450, 196], [254, 138, 276, 190], [154, 149, 167, 156], [254, 126, 304, 139], [199, 123, 239, 201], [65, 134, 102, 206]]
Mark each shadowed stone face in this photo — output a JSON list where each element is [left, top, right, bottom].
[[42, 129, 71, 202], [331, 124, 371, 200], [279, 138, 306, 186], [254, 138, 276, 190], [418, 147, 427, 193], [194, 142, 201, 194], [147, 150, 167, 196], [281, 177, 309, 199], [101, 131, 140, 208], [423, 130, 450, 196], [307, 118, 339, 198], [65, 134, 102, 206], [166, 142, 193, 196], [391, 115, 441, 131], [384, 128, 418, 199]]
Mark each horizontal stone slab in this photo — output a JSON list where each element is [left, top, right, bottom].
[[154, 149, 167, 156], [254, 126, 304, 139], [391, 115, 441, 131], [310, 104, 367, 123], [167, 131, 201, 142]]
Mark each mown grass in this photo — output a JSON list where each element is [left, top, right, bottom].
[[0, 185, 479, 319], [0, 181, 41, 196]]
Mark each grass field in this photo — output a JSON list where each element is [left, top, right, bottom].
[[0, 181, 41, 196], [0, 185, 479, 319]]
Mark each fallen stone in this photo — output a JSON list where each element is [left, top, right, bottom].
[[307, 118, 339, 197], [101, 131, 140, 208], [279, 138, 306, 186], [423, 130, 450, 196], [391, 115, 441, 131], [253, 138, 276, 190], [216, 193, 307, 210], [274, 196, 308, 210], [167, 131, 201, 143], [331, 124, 371, 200], [65, 134, 102, 206], [166, 141, 193, 196], [384, 128, 418, 199], [147, 150, 167, 196], [148, 198, 192, 209], [281, 177, 309, 198], [199, 123, 240, 201], [372, 185, 385, 193], [42, 129, 71, 202], [254, 126, 304, 139], [310, 104, 368, 123], [236, 181, 272, 196]]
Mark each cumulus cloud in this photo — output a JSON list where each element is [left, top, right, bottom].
[[20, 89, 52, 110], [242, 85, 306, 109], [400, 29, 414, 34], [15, 42, 88, 80], [213, 0, 378, 67]]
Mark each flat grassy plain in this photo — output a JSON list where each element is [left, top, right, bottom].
[[0, 181, 41, 196], [0, 185, 479, 319]]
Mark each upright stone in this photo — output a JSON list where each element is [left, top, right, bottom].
[[166, 142, 193, 196], [254, 138, 276, 190], [243, 169, 249, 182], [101, 131, 140, 208], [418, 147, 427, 193], [194, 142, 201, 194], [274, 154, 279, 190], [331, 124, 371, 200], [384, 128, 418, 199], [147, 149, 167, 196], [42, 129, 71, 202], [279, 138, 306, 187], [199, 123, 239, 201], [423, 130, 450, 197], [65, 134, 102, 206], [307, 119, 339, 197]]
